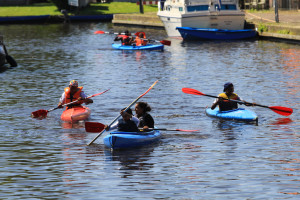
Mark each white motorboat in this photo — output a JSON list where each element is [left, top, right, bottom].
[[157, 0, 245, 37]]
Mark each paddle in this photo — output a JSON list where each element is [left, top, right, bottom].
[[182, 88, 293, 116], [87, 80, 158, 146], [146, 39, 171, 46], [85, 122, 199, 133], [31, 89, 110, 119], [94, 30, 171, 46], [1, 40, 17, 67]]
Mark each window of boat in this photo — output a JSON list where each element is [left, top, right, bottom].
[[187, 5, 209, 12], [220, 4, 237, 10], [179, 7, 183, 11]]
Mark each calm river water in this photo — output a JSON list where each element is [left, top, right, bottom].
[[0, 22, 299, 199]]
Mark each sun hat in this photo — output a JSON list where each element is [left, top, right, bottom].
[[69, 80, 78, 87]]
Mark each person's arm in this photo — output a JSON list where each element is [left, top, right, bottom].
[[131, 116, 140, 127], [80, 92, 93, 104], [237, 95, 253, 106], [211, 97, 221, 110], [106, 121, 118, 131], [58, 93, 65, 108]]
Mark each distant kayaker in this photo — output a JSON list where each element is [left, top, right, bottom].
[[114, 30, 133, 46], [211, 82, 251, 111], [135, 102, 154, 130], [106, 108, 139, 132], [133, 32, 148, 46], [58, 80, 93, 109]]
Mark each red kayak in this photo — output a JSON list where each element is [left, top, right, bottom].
[[61, 106, 91, 122]]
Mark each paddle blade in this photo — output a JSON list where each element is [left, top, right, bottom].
[[160, 40, 171, 46], [182, 88, 205, 96], [94, 30, 105, 34], [31, 110, 48, 118], [269, 106, 293, 116], [85, 122, 106, 133]]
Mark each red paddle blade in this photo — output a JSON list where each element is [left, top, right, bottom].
[[269, 106, 293, 116], [31, 110, 48, 118], [94, 30, 105, 34], [160, 40, 171, 46], [85, 122, 106, 133], [182, 88, 205, 96]]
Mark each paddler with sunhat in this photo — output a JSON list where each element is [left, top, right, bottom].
[[58, 80, 93, 109]]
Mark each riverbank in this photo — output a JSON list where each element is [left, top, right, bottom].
[[0, 3, 300, 42], [112, 10, 300, 42]]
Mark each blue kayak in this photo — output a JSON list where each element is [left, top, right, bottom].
[[103, 129, 162, 149], [112, 43, 164, 51], [205, 108, 258, 122]]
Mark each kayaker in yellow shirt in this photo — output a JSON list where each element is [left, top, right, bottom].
[[58, 80, 93, 109], [211, 82, 251, 111]]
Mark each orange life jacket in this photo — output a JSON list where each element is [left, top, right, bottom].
[[135, 32, 147, 46], [135, 36, 147, 46], [64, 86, 83, 108]]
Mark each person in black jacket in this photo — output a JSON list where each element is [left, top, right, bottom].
[[106, 108, 139, 132], [134, 102, 154, 130]]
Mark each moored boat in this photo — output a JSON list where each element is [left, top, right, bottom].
[[112, 43, 164, 51], [205, 107, 258, 122], [61, 106, 91, 122], [176, 27, 257, 40], [103, 129, 162, 149], [157, 0, 245, 37]]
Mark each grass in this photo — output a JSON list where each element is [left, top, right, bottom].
[[0, 2, 158, 17], [257, 23, 268, 32], [277, 29, 291, 34]]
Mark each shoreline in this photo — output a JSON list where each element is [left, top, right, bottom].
[[1, 12, 300, 42]]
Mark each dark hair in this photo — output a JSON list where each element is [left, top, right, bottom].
[[223, 82, 233, 92], [122, 107, 133, 115], [136, 102, 151, 113]]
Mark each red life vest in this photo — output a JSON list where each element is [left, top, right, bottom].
[[135, 32, 147, 46], [118, 35, 131, 45], [64, 86, 83, 108]]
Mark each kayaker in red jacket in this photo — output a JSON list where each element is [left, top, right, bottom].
[[133, 32, 148, 46], [114, 30, 133, 46], [211, 82, 251, 111], [58, 80, 93, 109]]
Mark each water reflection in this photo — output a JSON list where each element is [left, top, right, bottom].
[[104, 145, 157, 176]]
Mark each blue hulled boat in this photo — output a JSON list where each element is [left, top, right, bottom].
[[176, 27, 257, 40]]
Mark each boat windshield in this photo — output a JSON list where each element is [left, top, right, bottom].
[[187, 5, 209, 12]]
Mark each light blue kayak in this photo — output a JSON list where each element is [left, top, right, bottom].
[[205, 108, 258, 122], [112, 43, 164, 51], [103, 129, 162, 149]]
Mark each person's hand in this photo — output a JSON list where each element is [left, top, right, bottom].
[[105, 125, 109, 131], [244, 101, 254, 106]]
